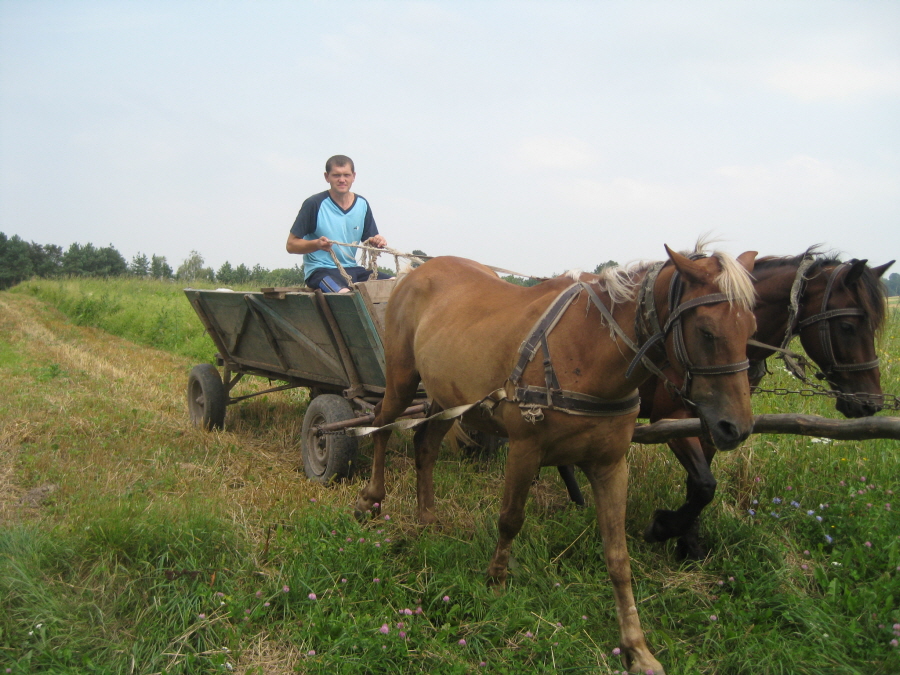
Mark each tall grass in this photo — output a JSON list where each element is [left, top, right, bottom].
[[1, 280, 898, 674], [10, 276, 264, 363]]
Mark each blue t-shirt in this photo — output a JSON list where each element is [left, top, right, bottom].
[[290, 191, 378, 281]]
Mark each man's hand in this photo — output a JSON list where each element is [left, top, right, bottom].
[[286, 233, 333, 255], [367, 235, 387, 248]]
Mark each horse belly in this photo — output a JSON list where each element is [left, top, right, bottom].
[[526, 411, 638, 467]]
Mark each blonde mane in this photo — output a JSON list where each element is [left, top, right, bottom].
[[691, 238, 756, 311]]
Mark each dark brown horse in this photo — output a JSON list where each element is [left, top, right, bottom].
[[562, 249, 894, 559], [357, 247, 758, 674]]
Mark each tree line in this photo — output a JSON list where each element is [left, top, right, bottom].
[[0, 232, 303, 290], [3, 232, 899, 296]]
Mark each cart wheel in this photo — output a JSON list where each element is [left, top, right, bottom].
[[187, 364, 227, 430], [301, 394, 359, 483]]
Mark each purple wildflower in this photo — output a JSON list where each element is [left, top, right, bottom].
[[308, 593, 317, 600], [612, 646, 621, 655], [380, 624, 390, 635]]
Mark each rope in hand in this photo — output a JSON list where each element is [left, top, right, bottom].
[[326, 240, 427, 283]]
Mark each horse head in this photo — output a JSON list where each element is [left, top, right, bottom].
[[797, 258, 894, 418], [657, 245, 758, 450]]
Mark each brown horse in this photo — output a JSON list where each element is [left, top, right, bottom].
[[357, 247, 758, 675], [636, 250, 894, 558]]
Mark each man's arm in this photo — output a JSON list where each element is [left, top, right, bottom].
[[286, 233, 333, 255]]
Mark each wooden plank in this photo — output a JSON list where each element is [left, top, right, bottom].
[[326, 293, 387, 387], [355, 279, 397, 338]]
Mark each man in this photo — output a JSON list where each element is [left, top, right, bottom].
[[286, 155, 390, 293]]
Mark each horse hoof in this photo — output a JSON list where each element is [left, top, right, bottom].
[[675, 537, 707, 561], [643, 509, 673, 543]]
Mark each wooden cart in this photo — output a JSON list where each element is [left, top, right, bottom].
[[184, 279, 427, 483]]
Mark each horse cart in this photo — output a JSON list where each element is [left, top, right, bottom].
[[184, 279, 423, 483]]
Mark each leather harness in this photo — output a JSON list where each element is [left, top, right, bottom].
[[505, 259, 751, 419]]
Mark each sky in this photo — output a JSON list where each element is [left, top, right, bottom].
[[1, 0, 899, 278]]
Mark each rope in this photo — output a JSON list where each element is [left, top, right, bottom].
[[326, 240, 426, 281], [327, 240, 543, 283]]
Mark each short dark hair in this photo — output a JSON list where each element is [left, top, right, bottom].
[[325, 155, 355, 173]]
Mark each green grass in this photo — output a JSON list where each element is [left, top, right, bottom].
[[1, 279, 899, 674], [9, 276, 265, 363]]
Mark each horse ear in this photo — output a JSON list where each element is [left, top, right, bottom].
[[664, 244, 709, 285], [735, 251, 758, 272], [869, 260, 895, 279], [843, 259, 869, 287]]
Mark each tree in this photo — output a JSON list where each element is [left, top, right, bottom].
[[251, 264, 269, 282], [216, 261, 235, 285], [94, 245, 128, 276], [129, 253, 150, 277], [885, 272, 900, 297], [176, 250, 214, 282], [59, 242, 126, 277], [592, 260, 618, 274], [0, 232, 34, 289], [233, 263, 251, 284], [29, 242, 62, 278], [265, 265, 305, 286], [150, 255, 173, 280]]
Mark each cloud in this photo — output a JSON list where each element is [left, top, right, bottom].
[[766, 59, 900, 101]]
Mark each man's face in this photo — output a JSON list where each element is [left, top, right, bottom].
[[325, 164, 356, 194]]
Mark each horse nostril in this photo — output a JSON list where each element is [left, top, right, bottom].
[[714, 420, 745, 447]]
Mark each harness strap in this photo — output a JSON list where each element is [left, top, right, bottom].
[[509, 282, 583, 385], [509, 281, 642, 417]]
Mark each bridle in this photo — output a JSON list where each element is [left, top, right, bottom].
[[628, 259, 750, 406], [791, 261, 879, 379]]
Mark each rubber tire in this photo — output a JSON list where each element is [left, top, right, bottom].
[[301, 394, 359, 483], [187, 364, 227, 430]]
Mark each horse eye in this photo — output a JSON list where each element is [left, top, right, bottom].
[[838, 321, 855, 334], [700, 328, 716, 341]]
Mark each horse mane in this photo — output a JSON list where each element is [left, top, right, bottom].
[[754, 246, 887, 333]]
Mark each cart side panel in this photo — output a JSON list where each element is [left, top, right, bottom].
[[186, 290, 350, 387], [354, 279, 396, 338], [325, 292, 387, 387]]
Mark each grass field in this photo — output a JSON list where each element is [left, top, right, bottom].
[[1, 277, 899, 674]]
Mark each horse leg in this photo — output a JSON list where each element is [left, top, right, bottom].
[[676, 440, 719, 560], [486, 441, 542, 590], [413, 410, 454, 525], [643, 435, 718, 560], [583, 457, 666, 675], [355, 369, 420, 518], [557, 465, 585, 507]]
